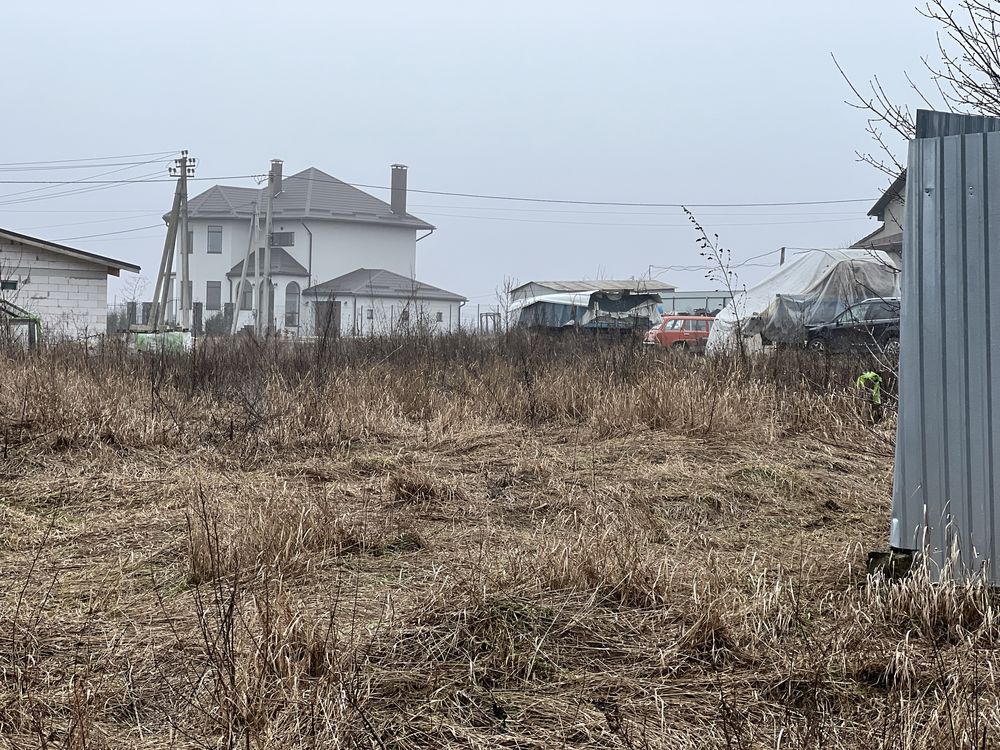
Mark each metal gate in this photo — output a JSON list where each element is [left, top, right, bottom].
[[892, 109, 1000, 581]]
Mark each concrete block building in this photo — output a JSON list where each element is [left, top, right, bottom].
[[0, 228, 139, 339]]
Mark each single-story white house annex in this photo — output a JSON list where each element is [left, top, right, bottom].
[[169, 161, 464, 336], [303, 268, 466, 336], [0, 227, 139, 338]]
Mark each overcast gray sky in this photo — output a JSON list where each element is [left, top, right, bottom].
[[2, 1, 933, 306]]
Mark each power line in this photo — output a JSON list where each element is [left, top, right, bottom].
[[417, 211, 867, 229], [0, 160, 171, 202], [0, 173, 254, 185], [0, 150, 178, 167], [17, 213, 164, 231], [0, 162, 886, 220], [409, 202, 866, 217], [0, 169, 168, 207], [70, 233, 163, 243], [52, 223, 164, 241], [0, 168, 879, 208], [295, 172, 874, 207], [0, 161, 179, 173]]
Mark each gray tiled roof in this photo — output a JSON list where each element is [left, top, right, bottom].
[[226, 248, 309, 278], [304, 268, 466, 302], [185, 168, 433, 230]]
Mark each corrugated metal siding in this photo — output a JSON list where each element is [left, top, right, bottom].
[[891, 110, 1000, 580], [915, 109, 1000, 139]]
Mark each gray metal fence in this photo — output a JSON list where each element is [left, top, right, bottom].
[[892, 109, 1000, 581]]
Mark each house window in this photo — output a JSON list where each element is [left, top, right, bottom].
[[271, 231, 294, 247], [208, 226, 223, 254], [186, 229, 193, 254], [239, 281, 254, 311], [285, 281, 300, 326], [0, 280, 17, 291], [435, 311, 443, 322], [206, 281, 221, 311], [366, 308, 374, 320]]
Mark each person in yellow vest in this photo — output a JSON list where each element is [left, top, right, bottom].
[[856, 371, 883, 424]]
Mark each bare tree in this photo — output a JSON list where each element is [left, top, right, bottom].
[[836, 1, 1000, 177]]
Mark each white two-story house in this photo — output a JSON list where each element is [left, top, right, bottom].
[[167, 162, 463, 335]]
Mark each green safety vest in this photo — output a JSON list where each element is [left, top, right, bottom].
[[856, 371, 882, 405]]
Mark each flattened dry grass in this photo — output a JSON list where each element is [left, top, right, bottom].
[[0, 334, 992, 749]]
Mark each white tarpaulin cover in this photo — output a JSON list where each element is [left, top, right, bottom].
[[706, 250, 901, 353]]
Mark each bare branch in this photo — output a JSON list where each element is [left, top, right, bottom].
[[837, 2, 1000, 176]]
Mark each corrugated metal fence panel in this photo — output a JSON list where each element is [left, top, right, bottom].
[[915, 109, 1000, 139], [892, 112, 1000, 580]]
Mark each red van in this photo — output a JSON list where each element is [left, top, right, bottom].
[[644, 315, 714, 351]]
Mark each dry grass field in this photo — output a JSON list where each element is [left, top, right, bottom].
[[0, 335, 996, 749]]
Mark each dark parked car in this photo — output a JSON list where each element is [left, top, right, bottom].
[[805, 297, 900, 355]]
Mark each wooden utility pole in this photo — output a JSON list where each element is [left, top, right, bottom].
[[148, 152, 194, 331], [148, 180, 182, 331]]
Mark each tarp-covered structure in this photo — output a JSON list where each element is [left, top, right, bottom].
[[510, 290, 663, 331], [706, 250, 901, 352]]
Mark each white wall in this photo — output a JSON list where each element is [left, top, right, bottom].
[[303, 295, 463, 337], [176, 217, 419, 332], [882, 195, 904, 234], [0, 240, 109, 338]]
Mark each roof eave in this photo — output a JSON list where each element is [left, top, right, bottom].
[[867, 171, 907, 219], [0, 228, 140, 274]]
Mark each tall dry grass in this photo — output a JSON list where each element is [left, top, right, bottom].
[[0, 332, 883, 453], [4, 333, 987, 749]]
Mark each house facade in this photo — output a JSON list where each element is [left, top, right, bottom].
[[168, 163, 454, 335], [0, 228, 139, 338], [303, 268, 466, 337], [852, 171, 905, 262]]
